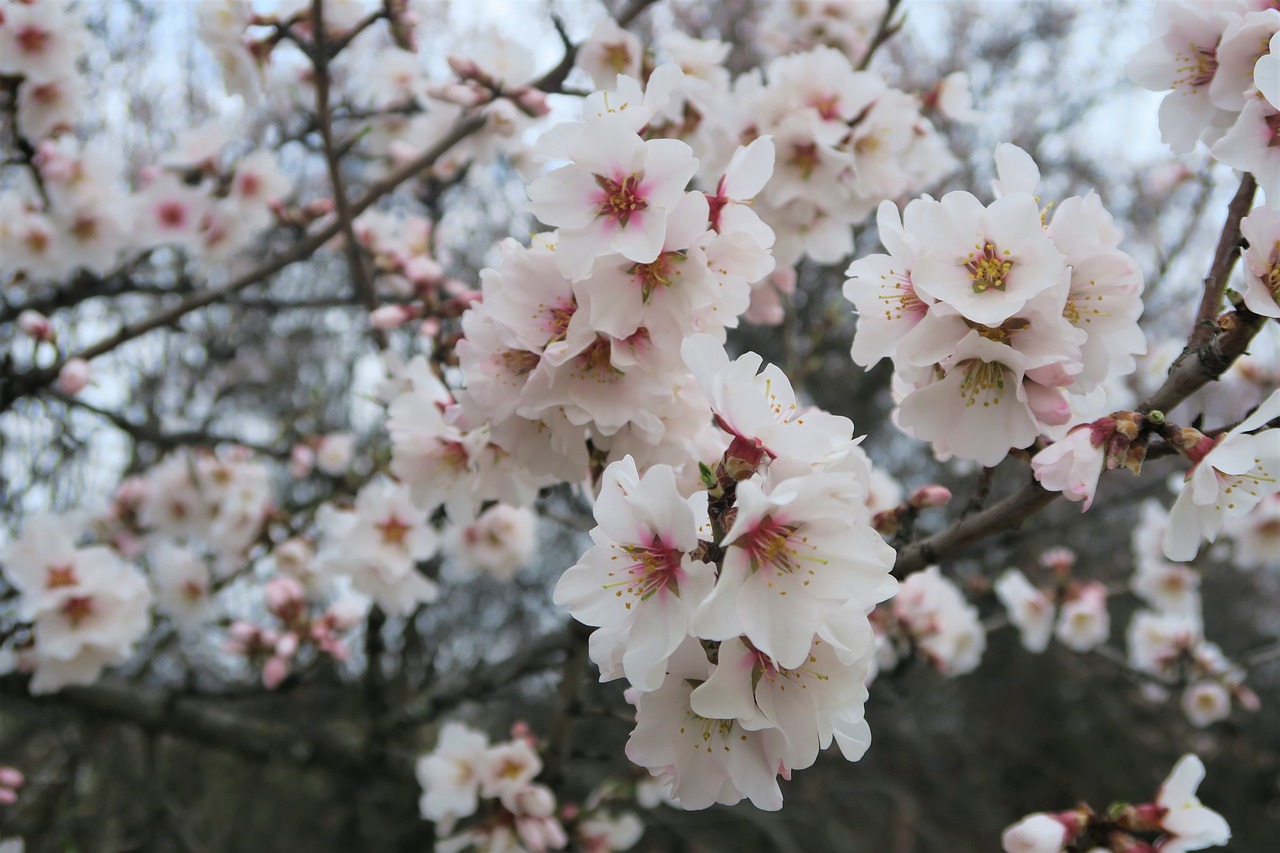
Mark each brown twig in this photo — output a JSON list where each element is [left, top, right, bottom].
[[1186, 173, 1255, 350], [310, 0, 386, 349]]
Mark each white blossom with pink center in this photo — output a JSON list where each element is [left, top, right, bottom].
[[315, 479, 440, 616], [694, 473, 897, 670], [1053, 582, 1110, 652], [895, 331, 1041, 467], [416, 721, 490, 828], [527, 109, 699, 281], [1163, 389, 1280, 561], [909, 190, 1068, 328], [554, 457, 715, 692], [1211, 93, 1280, 208], [843, 200, 935, 369], [681, 333, 857, 467], [1127, 2, 1243, 153], [893, 566, 986, 676]]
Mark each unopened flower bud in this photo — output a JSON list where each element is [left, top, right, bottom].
[[722, 432, 767, 481], [908, 485, 952, 508], [17, 310, 53, 342], [369, 303, 414, 330], [289, 443, 315, 478], [0, 767, 24, 789], [511, 85, 551, 117], [56, 358, 91, 395], [264, 575, 306, 619], [262, 655, 290, 689]]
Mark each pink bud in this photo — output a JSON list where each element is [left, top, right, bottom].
[[262, 655, 290, 689], [17, 310, 53, 342], [908, 485, 952, 508], [115, 475, 149, 505], [56, 358, 91, 395], [0, 767, 24, 789], [263, 575, 306, 618], [446, 55, 483, 81], [418, 317, 442, 338], [0, 789, 15, 805], [370, 304, 414, 330], [403, 256, 444, 287], [289, 443, 315, 478], [512, 86, 550, 117], [722, 431, 768, 480]]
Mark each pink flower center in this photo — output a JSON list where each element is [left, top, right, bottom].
[[237, 172, 263, 198], [965, 242, 1012, 293], [45, 564, 78, 589], [543, 300, 576, 341], [572, 336, 620, 379], [878, 275, 927, 322], [376, 515, 412, 547], [157, 201, 187, 229], [740, 514, 813, 575], [16, 25, 50, 56], [594, 174, 647, 227], [62, 595, 95, 626], [608, 535, 684, 604]]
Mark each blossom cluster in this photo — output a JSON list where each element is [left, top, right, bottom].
[[1126, 503, 1257, 729], [1129, 1, 1280, 207], [845, 144, 1146, 465], [416, 720, 642, 853], [554, 335, 898, 810], [1001, 753, 1229, 853], [874, 565, 986, 677], [995, 549, 1110, 656], [1, 515, 152, 694], [0, 1, 292, 288]]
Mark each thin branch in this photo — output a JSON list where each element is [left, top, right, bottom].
[[1187, 173, 1255, 350], [857, 0, 906, 71], [310, 0, 386, 348]]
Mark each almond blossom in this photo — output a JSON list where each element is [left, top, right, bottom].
[[994, 569, 1055, 653], [554, 457, 715, 691], [1127, 2, 1242, 153], [1239, 204, 1280, 317], [527, 108, 699, 281], [625, 638, 789, 811], [1163, 389, 1280, 561], [1154, 755, 1231, 852], [316, 480, 440, 616], [694, 473, 897, 670]]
